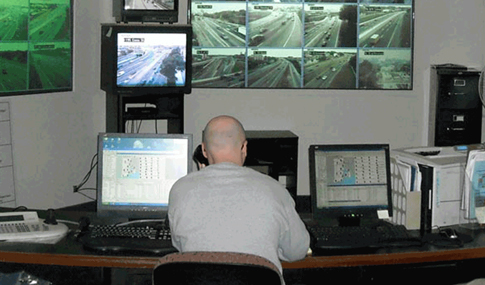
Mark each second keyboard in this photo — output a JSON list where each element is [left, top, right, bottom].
[[308, 223, 421, 250]]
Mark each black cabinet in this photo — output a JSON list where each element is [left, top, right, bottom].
[[428, 67, 482, 146], [244, 131, 298, 198]]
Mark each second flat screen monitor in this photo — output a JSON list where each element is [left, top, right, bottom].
[[190, 0, 414, 90]]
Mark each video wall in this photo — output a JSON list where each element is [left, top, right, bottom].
[[0, 0, 72, 96], [190, 0, 413, 90]]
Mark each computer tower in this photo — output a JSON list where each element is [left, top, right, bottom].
[[428, 66, 482, 146], [244, 131, 298, 198]]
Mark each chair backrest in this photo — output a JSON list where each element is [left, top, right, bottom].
[[152, 251, 283, 285]]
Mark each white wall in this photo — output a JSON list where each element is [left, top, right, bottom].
[[10, 0, 108, 208], [4, 0, 485, 209]]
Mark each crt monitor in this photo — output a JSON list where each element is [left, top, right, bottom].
[[309, 144, 393, 226], [119, 0, 178, 23], [96, 133, 193, 221], [100, 24, 192, 95]]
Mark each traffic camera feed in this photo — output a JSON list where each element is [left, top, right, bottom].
[[191, 0, 413, 90], [0, 0, 72, 96], [124, 0, 174, 11], [117, 33, 188, 88]]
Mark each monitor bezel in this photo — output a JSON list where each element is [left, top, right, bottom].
[[96, 132, 193, 221], [309, 143, 393, 225], [100, 23, 193, 96]]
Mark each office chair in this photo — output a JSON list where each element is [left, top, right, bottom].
[[152, 251, 283, 285]]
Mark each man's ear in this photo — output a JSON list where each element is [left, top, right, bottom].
[[202, 142, 209, 159], [241, 140, 248, 159]]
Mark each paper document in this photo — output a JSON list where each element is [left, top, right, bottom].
[[395, 156, 421, 192], [463, 150, 485, 223]]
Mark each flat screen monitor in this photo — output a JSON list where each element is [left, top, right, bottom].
[[101, 24, 192, 96], [309, 144, 392, 226], [190, 0, 414, 90], [96, 132, 193, 221], [0, 0, 73, 96], [120, 0, 178, 23]]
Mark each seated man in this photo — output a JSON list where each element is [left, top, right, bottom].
[[168, 115, 310, 273]]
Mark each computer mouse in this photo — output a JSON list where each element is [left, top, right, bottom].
[[440, 228, 458, 239], [78, 216, 91, 233]]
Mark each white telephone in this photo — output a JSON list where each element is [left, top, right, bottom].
[[0, 211, 69, 244]]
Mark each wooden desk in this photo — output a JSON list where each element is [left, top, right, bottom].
[[285, 247, 485, 269], [0, 241, 483, 270]]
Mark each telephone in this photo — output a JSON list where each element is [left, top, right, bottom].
[[0, 211, 69, 244]]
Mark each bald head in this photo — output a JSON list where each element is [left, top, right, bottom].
[[202, 115, 247, 166]]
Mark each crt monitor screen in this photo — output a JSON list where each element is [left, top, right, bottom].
[[100, 24, 192, 95], [117, 30, 188, 89], [120, 0, 178, 23], [96, 133, 193, 221], [309, 144, 392, 225], [123, 0, 175, 11]]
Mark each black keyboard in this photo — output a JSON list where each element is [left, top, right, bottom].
[[375, 223, 416, 243], [308, 225, 380, 249], [79, 224, 177, 255], [308, 223, 421, 250]]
